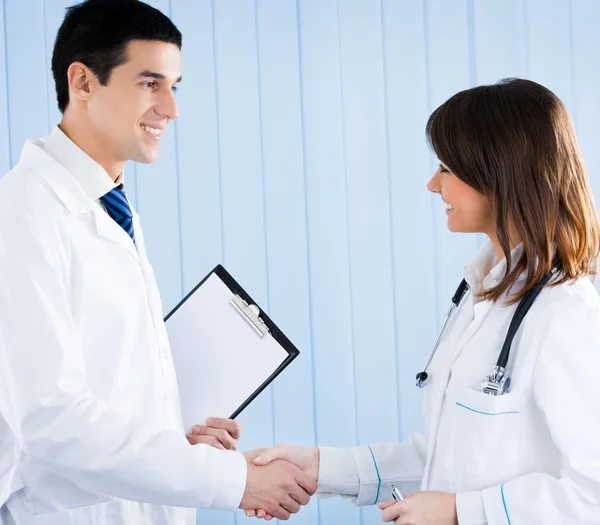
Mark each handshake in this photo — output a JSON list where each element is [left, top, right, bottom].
[[187, 421, 458, 524], [186, 420, 318, 520], [240, 446, 319, 521]]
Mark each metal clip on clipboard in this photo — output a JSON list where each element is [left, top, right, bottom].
[[230, 295, 270, 338]]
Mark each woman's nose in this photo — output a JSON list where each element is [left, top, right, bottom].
[[427, 171, 441, 194]]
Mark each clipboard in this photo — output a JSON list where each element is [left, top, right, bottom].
[[164, 265, 300, 430]]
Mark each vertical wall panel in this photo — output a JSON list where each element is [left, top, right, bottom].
[[0, 0, 10, 174], [571, 0, 600, 294], [525, 0, 573, 113], [5, 0, 49, 164], [337, 1, 399, 522], [381, 0, 435, 442], [337, 0, 398, 444], [473, 0, 527, 85]]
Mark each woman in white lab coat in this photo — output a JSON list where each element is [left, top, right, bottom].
[[245, 78, 600, 524]]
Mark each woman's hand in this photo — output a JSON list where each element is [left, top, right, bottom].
[[244, 446, 319, 520], [378, 491, 458, 525]]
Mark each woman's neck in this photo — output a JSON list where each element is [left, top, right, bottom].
[[488, 232, 520, 264]]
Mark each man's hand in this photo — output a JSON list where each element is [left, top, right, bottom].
[[378, 491, 458, 525], [244, 446, 319, 519], [185, 417, 240, 450], [239, 450, 318, 521]]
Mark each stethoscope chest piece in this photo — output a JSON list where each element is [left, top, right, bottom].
[[480, 365, 511, 395], [415, 371, 428, 389]]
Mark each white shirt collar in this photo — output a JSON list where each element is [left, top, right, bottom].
[[43, 125, 123, 202], [464, 240, 524, 297]]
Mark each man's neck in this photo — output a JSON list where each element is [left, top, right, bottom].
[[58, 118, 124, 183]]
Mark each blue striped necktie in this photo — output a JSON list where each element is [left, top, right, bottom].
[[100, 184, 136, 244]]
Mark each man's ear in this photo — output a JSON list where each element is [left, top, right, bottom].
[[67, 62, 98, 104]]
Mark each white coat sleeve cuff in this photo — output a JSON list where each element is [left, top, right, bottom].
[[456, 490, 486, 525], [316, 446, 359, 496], [349, 445, 382, 506], [208, 450, 248, 510]]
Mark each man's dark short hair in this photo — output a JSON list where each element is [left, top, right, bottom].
[[51, 0, 182, 113]]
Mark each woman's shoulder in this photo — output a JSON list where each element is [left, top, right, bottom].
[[540, 276, 600, 327]]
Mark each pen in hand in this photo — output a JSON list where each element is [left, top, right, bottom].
[[391, 484, 403, 502]]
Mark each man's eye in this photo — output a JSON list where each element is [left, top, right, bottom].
[[142, 81, 156, 88], [172, 85, 179, 93]]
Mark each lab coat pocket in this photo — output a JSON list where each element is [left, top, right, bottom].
[[446, 385, 522, 481]]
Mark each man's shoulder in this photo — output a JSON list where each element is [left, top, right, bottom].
[[0, 160, 65, 220]]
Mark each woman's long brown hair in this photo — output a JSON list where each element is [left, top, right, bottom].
[[426, 78, 600, 304]]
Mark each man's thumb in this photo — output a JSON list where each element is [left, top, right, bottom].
[[253, 447, 285, 466]]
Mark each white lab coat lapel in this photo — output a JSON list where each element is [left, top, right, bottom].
[[449, 300, 495, 364], [131, 211, 169, 347], [420, 295, 474, 486], [19, 139, 141, 265], [421, 293, 497, 487], [132, 212, 148, 265], [421, 360, 454, 487], [92, 206, 140, 264], [421, 292, 502, 487]]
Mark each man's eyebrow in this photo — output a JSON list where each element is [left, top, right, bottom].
[[137, 70, 182, 83]]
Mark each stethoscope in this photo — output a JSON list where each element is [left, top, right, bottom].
[[416, 265, 559, 395]]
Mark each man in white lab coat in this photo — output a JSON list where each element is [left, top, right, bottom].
[[0, 1, 315, 524]]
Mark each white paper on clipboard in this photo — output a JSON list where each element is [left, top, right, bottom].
[[165, 273, 289, 432]]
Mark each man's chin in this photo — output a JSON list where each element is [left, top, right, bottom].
[[132, 149, 160, 165]]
